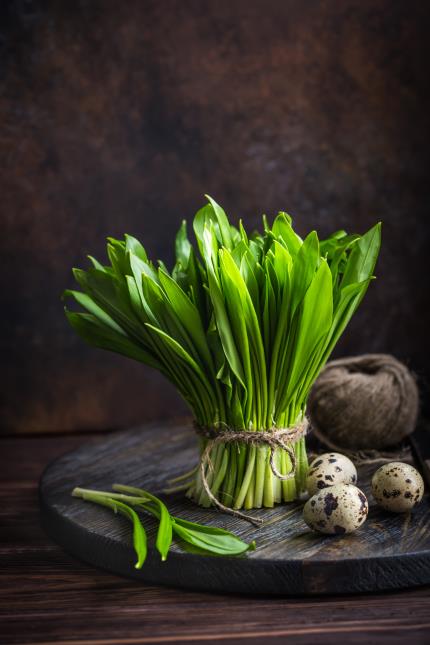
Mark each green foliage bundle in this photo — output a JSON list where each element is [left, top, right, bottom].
[[64, 196, 381, 511]]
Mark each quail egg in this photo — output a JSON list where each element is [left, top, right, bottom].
[[303, 483, 368, 534], [306, 452, 357, 496], [371, 462, 424, 512]]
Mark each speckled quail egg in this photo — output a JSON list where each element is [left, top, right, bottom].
[[371, 462, 424, 512], [306, 452, 357, 496], [303, 483, 368, 535]]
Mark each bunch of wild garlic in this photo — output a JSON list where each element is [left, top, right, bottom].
[[64, 196, 381, 511]]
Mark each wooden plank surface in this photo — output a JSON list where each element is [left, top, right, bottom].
[[1, 428, 430, 644], [39, 422, 430, 595]]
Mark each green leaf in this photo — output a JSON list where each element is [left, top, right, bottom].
[[65, 310, 161, 367], [125, 234, 148, 262], [171, 522, 254, 555], [72, 267, 148, 345], [112, 485, 172, 561], [107, 238, 129, 278], [175, 220, 191, 265], [341, 222, 382, 287], [270, 240, 293, 292], [63, 290, 126, 335], [290, 230, 320, 316], [72, 488, 147, 569], [220, 249, 267, 426], [272, 212, 302, 256], [145, 324, 207, 381], [201, 234, 246, 389], [87, 255, 106, 271], [205, 194, 233, 249], [107, 484, 255, 556], [277, 259, 333, 412], [158, 269, 213, 369]]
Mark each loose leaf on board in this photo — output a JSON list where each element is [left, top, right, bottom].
[[73, 486, 254, 563]]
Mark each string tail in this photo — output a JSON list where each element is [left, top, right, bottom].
[[268, 442, 296, 481], [199, 447, 264, 526]]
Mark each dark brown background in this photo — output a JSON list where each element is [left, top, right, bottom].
[[1, 0, 429, 434]]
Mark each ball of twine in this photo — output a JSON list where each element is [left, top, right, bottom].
[[308, 354, 419, 451]]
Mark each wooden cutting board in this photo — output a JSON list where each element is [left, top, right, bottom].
[[39, 420, 430, 595]]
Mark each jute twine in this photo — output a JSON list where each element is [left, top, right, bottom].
[[308, 354, 419, 452], [307, 442, 412, 467], [195, 419, 308, 526]]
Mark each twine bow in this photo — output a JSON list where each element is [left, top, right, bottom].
[[195, 419, 308, 526]]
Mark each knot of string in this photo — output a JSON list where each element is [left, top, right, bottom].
[[194, 419, 308, 526]]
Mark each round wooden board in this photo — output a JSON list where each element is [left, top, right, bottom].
[[39, 421, 430, 595]]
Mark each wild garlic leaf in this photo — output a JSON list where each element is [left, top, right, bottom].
[[171, 522, 254, 556], [289, 230, 319, 317], [64, 311, 161, 367], [72, 488, 147, 569], [125, 234, 148, 262], [158, 270, 213, 368], [110, 484, 254, 556], [112, 484, 172, 561], [63, 290, 126, 335], [278, 260, 333, 412], [272, 212, 302, 256], [204, 260, 246, 389], [205, 194, 233, 250], [341, 222, 382, 287]]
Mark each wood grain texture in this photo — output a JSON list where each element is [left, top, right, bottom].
[[39, 421, 430, 596], [1, 0, 430, 433], [2, 430, 430, 644]]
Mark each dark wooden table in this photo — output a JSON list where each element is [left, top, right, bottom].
[[2, 430, 430, 645]]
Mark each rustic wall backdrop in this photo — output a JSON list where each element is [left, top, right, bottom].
[[1, 0, 429, 433]]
